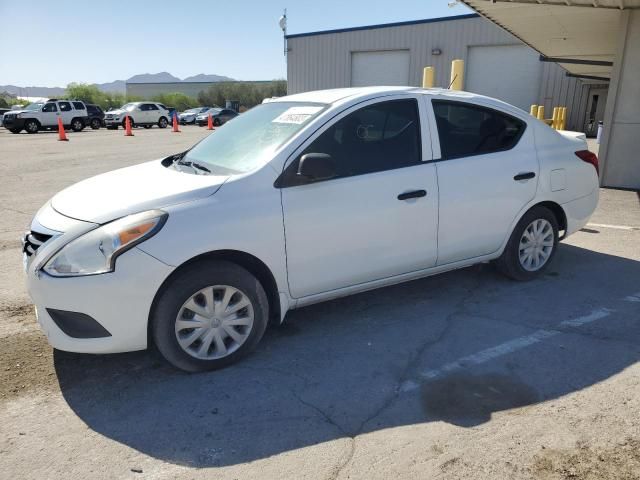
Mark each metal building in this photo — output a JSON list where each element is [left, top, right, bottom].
[[285, 13, 607, 133]]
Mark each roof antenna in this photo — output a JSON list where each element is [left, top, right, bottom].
[[447, 74, 458, 89]]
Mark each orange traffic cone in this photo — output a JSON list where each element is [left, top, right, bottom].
[[172, 113, 180, 133], [124, 115, 134, 136], [207, 113, 213, 130], [57, 117, 68, 141]]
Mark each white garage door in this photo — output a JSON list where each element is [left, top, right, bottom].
[[351, 50, 410, 87], [466, 45, 542, 110]]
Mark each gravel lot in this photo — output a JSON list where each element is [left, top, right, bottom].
[[0, 127, 638, 479]]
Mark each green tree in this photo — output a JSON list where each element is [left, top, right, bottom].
[[197, 80, 287, 110], [151, 92, 198, 111]]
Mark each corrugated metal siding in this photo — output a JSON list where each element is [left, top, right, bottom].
[[287, 17, 522, 94], [536, 62, 608, 131], [286, 15, 607, 133]]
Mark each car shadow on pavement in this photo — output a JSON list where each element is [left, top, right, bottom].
[[54, 243, 640, 467]]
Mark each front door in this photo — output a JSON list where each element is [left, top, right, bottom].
[[280, 96, 439, 299], [429, 99, 538, 265], [40, 102, 59, 127]]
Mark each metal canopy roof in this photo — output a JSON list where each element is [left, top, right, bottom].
[[461, 0, 640, 79]]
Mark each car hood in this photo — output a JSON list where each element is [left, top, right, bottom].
[[51, 159, 228, 224], [106, 109, 126, 115]]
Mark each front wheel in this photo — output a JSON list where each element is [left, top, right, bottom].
[[496, 206, 559, 281], [90, 118, 101, 129], [158, 117, 168, 128], [9, 128, 21, 134], [24, 119, 39, 134], [151, 261, 269, 372]]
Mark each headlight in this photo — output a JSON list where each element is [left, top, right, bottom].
[[43, 210, 167, 277]]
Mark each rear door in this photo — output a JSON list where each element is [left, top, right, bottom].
[[57, 101, 74, 125], [429, 99, 538, 265], [145, 103, 160, 123], [280, 95, 439, 298]]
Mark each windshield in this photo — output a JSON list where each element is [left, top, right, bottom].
[[182, 102, 325, 174], [183, 108, 200, 114], [24, 103, 44, 111], [118, 103, 136, 111]]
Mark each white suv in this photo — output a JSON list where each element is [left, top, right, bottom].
[[104, 102, 170, 129], [2, 99, 88, 134]]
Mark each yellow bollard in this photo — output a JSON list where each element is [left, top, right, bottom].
[[530, 105, 539, 117], [449, 59, 464, 90], [552, 107, 559, 130], [422, 66, 435, 88], [537, 105, 545, 121], [560, 107, 567, 130]]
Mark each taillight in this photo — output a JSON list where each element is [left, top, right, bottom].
[[575, 150, 599, 175]]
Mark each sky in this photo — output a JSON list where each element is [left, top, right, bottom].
[[0, 0, 472, 87]]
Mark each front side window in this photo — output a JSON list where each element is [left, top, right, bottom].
[[42, 103, 57, 112], [432, 100, 525, 159], [58, 102, 72, 112], [280, 99, 421, 187], [180, 102, 325, 174]]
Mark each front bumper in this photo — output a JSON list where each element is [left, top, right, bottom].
[[179, 116, 196, 124], [104, 117, 123, 126], [24, 205, 175, 354], [27, 247, 174, 353], [3, 116, 26, 129]]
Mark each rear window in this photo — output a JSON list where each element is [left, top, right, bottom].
[[432, 100, 525, 159]]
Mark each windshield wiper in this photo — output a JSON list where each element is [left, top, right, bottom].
[[175, 159, 211, 174]]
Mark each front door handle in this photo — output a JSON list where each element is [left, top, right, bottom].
[[514, 172, 536, 181], [397, 189, 427, 201]]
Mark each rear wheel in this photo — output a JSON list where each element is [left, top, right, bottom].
[[71, 118, 84, 132], [213, 117, 221, 126], [152, 260, 269, 372], [496, 206, 559, 281], [24, 119, 39, 134], [158, 117, 168, 128], [9, 128, 21, 134]]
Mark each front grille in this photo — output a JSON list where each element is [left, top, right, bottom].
[[23, 231, 53, 257]]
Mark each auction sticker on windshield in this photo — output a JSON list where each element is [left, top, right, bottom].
[[273, 106, 323, 124]]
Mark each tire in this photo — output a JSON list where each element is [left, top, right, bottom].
[[143, 125, 152, 129], [213, 117, 221, 127], [90, 118, 101, 130], [24, 119, 39, 134], [9, 128, 21, 134], [158, 117, 168, 129], [122, 118, 134, 129], [151, 260, 269, 372], [496, 206, 559, 281], [71, 118, 84, 132]]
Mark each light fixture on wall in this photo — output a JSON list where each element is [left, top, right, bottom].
[[431, 48, 442, 56], [279, 9, 288, 57]]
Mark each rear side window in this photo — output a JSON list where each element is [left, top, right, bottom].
[[432, 100, 525, 159], [142, 103, 158, 111], [72, 102, 85, 110], [58, 101, 72, 112]]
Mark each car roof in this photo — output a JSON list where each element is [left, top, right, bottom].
[[274, 86, 516, 109]]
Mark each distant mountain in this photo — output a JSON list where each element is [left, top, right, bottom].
[[182, 73, 234, 83], [0, 85, 66, 97], [96, 79, 126, 93], [1, 72, 235, 98], [126, 72, 182, 83]]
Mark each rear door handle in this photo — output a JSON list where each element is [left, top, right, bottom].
[[397, 189, 427, 201], [514, 172, 536, 181]]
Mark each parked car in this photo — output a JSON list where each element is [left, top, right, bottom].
[[3, 99, 88, 134], [195, 107, 221, 126], [0, 107, 10, 123], [212, 108, 238, 126], [163, 106, 178, 124], [86, 104, 105, 129], [104, 102, 169, 129], [179, 107, 211, 125], [22, 87, 599, 372]]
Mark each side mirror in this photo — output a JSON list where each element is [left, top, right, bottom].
[[297, 153, 336, 182]]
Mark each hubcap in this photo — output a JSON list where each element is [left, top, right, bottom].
[[175, 285, 254, 360], [518, 219, 554, 271]]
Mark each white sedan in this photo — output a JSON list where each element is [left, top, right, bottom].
[[23, 87, 599, 371]]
